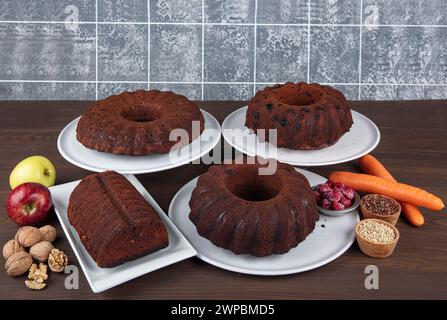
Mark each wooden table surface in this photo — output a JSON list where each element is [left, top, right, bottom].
[[0, 100, 446, 300]]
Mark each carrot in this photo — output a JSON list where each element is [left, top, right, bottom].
[[358, 154, 395, 181], [358, 154, 425, 227], [400, 202, 425, 226], [328, 171, 445, 211]]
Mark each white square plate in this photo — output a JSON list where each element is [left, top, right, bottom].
[[50, 175, 197, 293]]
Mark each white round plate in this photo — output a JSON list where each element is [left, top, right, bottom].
[[168, 168, 359, 276], [57, 110, 221, 174], [222, 106, 380, 166]]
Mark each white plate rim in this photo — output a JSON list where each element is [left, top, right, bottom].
[[221, 106, 381, 167], [57, 109, 221, 174], [50, 175, 197, 293], [168, 168, 359, 276]]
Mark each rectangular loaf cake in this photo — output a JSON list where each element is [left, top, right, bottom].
[[67, 171, 169, 268]]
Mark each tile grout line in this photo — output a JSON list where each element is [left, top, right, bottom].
[[201, 0, 205, 100], [253, 0, 258, 95], [147, 0, 151, 90], [1, 20, 447, 28], [1, 79, 446, 86], [307, 0, 310, 83], [95, 0, 98, 100], [358, 0, 363, 100]]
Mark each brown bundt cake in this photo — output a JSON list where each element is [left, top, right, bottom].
[[189, 160, 319, 257], [68, 171, 169, 268], [245, 82, 353, 150], [76, 90, 205, 155]]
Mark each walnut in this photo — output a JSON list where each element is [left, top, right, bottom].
[[48, 248, 68, 273], [15, 226, 42, 248], [28, 263, 48, 283], [25, 280, 46, 290], [5, 251, 33, 277], [39, 225, 57, 243], [25, 263, 48, 290], [30, 241, 54, 262], [2, 239, 25, 260]]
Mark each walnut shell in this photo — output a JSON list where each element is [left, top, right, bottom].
[[39, 225, 57, 243], [30, 241, 54, 262], [15, 226, 42, 248], [48, 248, 68, 273], [5, 251, 33, 277], [2, 239, 25, 260]]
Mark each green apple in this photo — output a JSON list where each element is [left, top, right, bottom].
[[9, 156, 56, 189]]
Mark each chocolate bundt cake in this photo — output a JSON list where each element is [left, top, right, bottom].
[[76, 90, 205, 155], [68, 171, 169, 268], [189, 160, 319, 257], [245, 82, 353, 150]]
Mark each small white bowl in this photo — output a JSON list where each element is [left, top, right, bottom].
[[316, 192, 361, 217]]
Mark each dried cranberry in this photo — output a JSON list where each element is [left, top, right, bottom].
[[322, 199, 331, 209], [333, 182, 344, 189], [318, 183, 331, 193], [332, 202, 345, 210], [325, 190, 341, 202], [341, 187, 355, 200], [340, 196, 352, 208]]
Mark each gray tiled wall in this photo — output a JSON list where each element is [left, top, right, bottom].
[[0, 0, 446, 101]]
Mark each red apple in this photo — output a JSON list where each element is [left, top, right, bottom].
[[6, 182, 52, 226]]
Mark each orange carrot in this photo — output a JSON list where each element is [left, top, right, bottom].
[[358, 154, 425, 227], [329, 171, 445, 211], [400, 202, 425, 226], [358, 154, 395, 181]]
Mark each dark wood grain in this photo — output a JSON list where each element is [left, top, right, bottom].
[[0, 100, 446, 300]]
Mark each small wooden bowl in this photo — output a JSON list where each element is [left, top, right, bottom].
[[355, 219, 400, 258], [360, 194, 401, 225]]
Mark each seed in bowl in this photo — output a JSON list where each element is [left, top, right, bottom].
[[362, 194, 399, 216], [357, 220, 396, 244]]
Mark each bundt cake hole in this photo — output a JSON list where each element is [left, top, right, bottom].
[[121, 106, 159, 123], [269, 85, 318, 107], [225, 168, 283, 202], [278, 95, 315, 107]]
